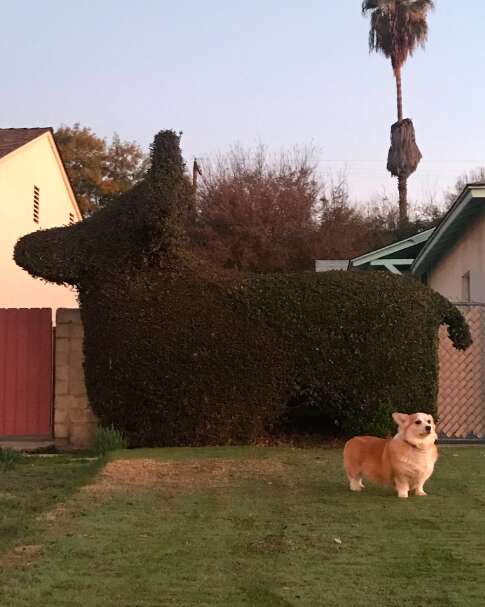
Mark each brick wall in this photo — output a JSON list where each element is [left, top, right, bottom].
[[54, 309, 98, 448]]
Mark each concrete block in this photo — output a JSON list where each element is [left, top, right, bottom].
[[69, 404, 92, 423], [55, 323, 72, 338], [71, 324, 85, 339], [55, 378, 68, 396], [55, 349, 69, 366], [54, 422, 69, 439], [55, 395, 76, 412], [69, 350, 85, 371], [55, 363, 69, 381], [54, 408, 69, 424], [55, 338, 70, 355], [70, 339, 84, 355], [70, 375, 87, 397], [56, 309, 81, 324]]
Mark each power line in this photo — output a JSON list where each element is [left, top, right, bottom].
[[320, 159, 485, 164]]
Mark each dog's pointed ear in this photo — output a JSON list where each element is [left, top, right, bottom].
[[392, 412, 409, 427]]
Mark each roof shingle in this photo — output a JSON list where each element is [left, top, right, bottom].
[[0, 127, 52, 160]]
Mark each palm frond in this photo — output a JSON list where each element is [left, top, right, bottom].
[[362, 0, 434, 69]]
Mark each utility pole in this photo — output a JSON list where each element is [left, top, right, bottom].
[[192, 158, 202, 191]]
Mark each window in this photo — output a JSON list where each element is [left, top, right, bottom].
[[69, 212, 75, 225], [462, 271, 471, 302], [33, 186, 40, 224]]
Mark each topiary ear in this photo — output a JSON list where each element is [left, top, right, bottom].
[[139, 129, 194, 254], [147, 130, 185, 193]]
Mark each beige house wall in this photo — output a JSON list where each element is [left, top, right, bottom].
[[54, 309, 98, 448], [428, 212, 485, 304], [0, 132, 81, 311]]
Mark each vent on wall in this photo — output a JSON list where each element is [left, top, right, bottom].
[[69, 212, 75, 225], [33, 186, 40, 224]]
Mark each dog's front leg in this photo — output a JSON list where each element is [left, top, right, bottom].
[[414, 477, 429, 496], [394, 477, 410, 498]]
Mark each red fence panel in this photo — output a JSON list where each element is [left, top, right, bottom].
[[0, 309, 53, 438]]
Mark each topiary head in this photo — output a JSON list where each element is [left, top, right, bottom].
[[14, 129, 194, 286]]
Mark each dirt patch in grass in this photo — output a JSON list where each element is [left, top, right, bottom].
[[254, 433, 345, 449], [0, 492, 17, 501], [37, 504, 69, 522], [83, 458, 288, 495], [0, 544, 43, 569]]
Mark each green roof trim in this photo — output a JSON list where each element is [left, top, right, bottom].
[[350, 228, 435, 271], [412, 185, 485, 278]]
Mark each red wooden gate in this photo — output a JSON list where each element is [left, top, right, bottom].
[[0, 309, 53, 438]]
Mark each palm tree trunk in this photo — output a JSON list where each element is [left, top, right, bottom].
[[394, 65, 407, 226], [394, 66, 403, 122], [398, 174, 408, 226]]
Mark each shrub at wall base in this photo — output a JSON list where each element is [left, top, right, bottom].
[[14, 130, 471, 445]]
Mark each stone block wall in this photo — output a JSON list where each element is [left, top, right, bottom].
[[54, 308, 98, 448]]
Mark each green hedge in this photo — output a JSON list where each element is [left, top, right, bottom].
[[233, 271, 470, 436], [14, 130, 471, 445]]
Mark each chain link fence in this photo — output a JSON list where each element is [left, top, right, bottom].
[[438, 304, 485, 440]]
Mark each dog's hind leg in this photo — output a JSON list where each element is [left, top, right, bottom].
[[344, 441, 365, 491], [348, 476, 365, 492]]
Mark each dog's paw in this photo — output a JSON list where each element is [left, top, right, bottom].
[[349, 479, 364, 492], [415, 490, 427, 496]]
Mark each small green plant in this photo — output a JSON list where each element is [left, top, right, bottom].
[[93, 425, 128, 456], [0, 447, 22, 472]]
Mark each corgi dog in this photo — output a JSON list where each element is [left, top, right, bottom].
[[343, 412, 438, 498]]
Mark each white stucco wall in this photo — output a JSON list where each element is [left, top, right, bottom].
[[428, 211, 485, 304], [0, 133, 81, 311]]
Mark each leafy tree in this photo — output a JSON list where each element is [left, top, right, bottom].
[[192, 144, 321, 273], [55, 124, 148, 215], [315, 175, 384, 259], [362, 0, 434, 227]]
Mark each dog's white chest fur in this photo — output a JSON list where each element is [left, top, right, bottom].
[[394, 441, 436, 483]]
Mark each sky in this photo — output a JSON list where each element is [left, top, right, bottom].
[[3, 1, 485, 208]]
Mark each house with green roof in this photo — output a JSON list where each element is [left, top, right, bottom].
[[316, 182, 485, 305]]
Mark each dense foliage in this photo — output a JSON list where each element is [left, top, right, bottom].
[[15, 130, 471, 445]]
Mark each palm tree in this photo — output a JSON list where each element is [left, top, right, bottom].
[[362, 0, 434, 226]]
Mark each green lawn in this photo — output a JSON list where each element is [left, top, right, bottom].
[[0, 446, 484, 606]]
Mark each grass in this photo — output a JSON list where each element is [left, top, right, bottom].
[[0, 446, 484, 606], [0, 446, 22, 471], [92, 424, 128, 455], [0, 454, 102, 555]]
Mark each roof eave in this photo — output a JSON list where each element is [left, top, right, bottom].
[[411, 185, 485, 277], [350, 227, 435, 268]]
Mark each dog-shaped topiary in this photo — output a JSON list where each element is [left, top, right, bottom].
[[14, 131, 471, 446]]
